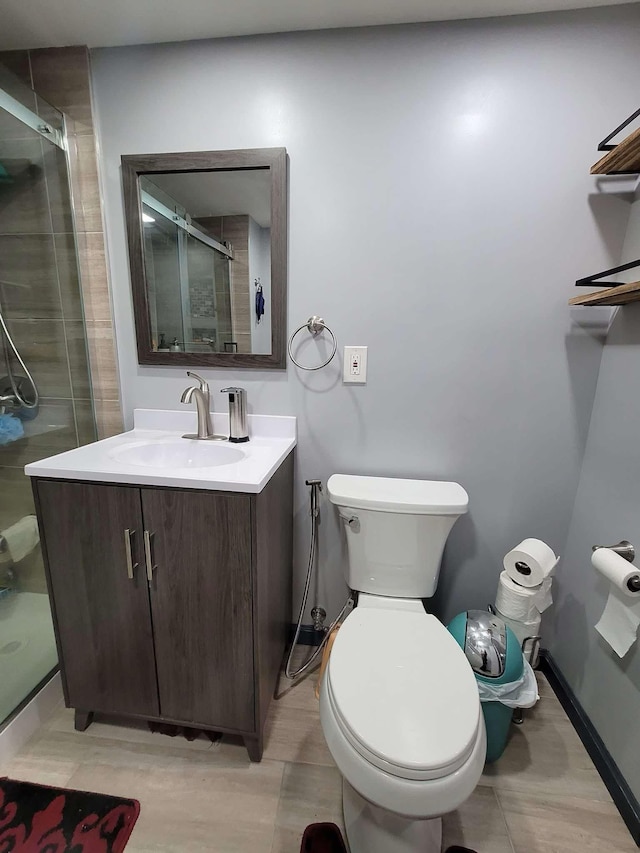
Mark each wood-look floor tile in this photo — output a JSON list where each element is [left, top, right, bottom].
[[13, 718, 230, 774], [5, 752, 79, 789], [3, 664, 636, 853], [481, 692, 612, 802], [532, 672, 568, 718], [46, 706, 220, 754], [443, 785, 514, 853], [273, 665, 323, 713], [261, 685, 335, 767], [497, 790, 637, 853], [65, 758, 284, 853], [270, 762, 344, 853]]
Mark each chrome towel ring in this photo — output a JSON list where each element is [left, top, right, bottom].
[[287, 316, 337, 371]]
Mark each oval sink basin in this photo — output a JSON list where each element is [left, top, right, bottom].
[[111, 438, 246, 470]]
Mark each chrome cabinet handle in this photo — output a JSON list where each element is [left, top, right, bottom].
[[143, 530, 156, 582], [124, 528, 138, 580]]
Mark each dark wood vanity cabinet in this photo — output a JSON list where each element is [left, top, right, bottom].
[[31, 453, 293, 762]]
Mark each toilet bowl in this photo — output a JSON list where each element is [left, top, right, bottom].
[[320, 595, 486, 853], [320, 474, 485, 853]]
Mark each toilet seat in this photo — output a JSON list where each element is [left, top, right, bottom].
[[326, 602, 481, 782]]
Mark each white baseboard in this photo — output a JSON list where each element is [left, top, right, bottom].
[[0, 672, 63, 769]]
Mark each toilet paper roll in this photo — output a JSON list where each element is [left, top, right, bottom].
[[503, 538, 559, 588], [495, 571, 544, 621], [1, 515, 39, 563], [592, 548, 640, 657], [495, 608, 542, 653]]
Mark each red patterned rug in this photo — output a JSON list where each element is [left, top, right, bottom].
[[0, 778, 139, 852]]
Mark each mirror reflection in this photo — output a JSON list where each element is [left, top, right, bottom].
[[140, 169, 272, 356]]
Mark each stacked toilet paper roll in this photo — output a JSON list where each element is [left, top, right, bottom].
[[495, 572, 553, 621], [495, 539, 558, 653], [498, 611, 543, 648], [592, 548, 640, 657], [0, 515, 39, 563]]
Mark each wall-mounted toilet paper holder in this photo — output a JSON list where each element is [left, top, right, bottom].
[[592, 540, 640, 592], [592, 540, 635, 562]]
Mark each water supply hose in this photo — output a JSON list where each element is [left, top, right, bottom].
[[285, 479, 352, 680]]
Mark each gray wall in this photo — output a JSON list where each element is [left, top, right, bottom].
[[91, 7, 640, 624], [550, 197, 640, 801]]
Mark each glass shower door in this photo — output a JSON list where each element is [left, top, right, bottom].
[[0, 70, 96, 726]]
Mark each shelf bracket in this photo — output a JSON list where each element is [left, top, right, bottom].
[[598, 107, 640, 152], [575, 258, 640, 289], [591, 108, 640, 175]]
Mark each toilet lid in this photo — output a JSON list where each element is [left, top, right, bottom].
[[326, 607, 481, 781]]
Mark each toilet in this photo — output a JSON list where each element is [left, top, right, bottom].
[[320, 474, 486, 853]]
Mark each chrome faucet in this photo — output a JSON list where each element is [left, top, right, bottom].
[[180, 372, 224, 440]]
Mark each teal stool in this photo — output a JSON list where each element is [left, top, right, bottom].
[[448, 611, 524, 763]]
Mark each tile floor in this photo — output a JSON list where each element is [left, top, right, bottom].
[[4, 664, 638, 852]]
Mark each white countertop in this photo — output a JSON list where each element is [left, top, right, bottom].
[[24, 409, 296, 494]]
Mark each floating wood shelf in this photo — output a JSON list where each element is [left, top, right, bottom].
[[591, 127, 640, 174], [569, 280, 640, 306]]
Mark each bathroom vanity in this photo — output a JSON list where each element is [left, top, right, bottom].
[[25, 410, 296, 761]]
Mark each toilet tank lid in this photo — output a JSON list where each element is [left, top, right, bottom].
[[327, 474, 469, 515]]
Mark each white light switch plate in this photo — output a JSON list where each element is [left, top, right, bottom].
[[343, 346, 368, 384]]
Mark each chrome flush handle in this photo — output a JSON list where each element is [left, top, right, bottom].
[[340, 514, 360, 532]]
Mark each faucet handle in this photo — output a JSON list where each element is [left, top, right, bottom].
[[186, 371, 209, 393]]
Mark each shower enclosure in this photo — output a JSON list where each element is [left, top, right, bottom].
[[0, 65, 96, 726], [140, 177, 234, 354]]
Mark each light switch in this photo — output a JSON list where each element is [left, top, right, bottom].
[[343, 346, 368, 384]]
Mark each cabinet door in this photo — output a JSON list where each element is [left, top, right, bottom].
[[36, 481, 159, 717], [141, 488, 254, 731]]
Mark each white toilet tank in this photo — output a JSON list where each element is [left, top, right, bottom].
[[327, 474, 468, 599]]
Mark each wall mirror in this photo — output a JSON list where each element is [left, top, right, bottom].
[[122, 148, 287, 368]]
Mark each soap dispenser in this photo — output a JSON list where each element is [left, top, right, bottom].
[[221, 387, 249, 443]]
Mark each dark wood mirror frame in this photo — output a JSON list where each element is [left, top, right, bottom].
[[121, 147, 287, 369]]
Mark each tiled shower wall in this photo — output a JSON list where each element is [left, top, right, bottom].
[[0, 46, 122, 439], [197, 214, 251, 353]]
